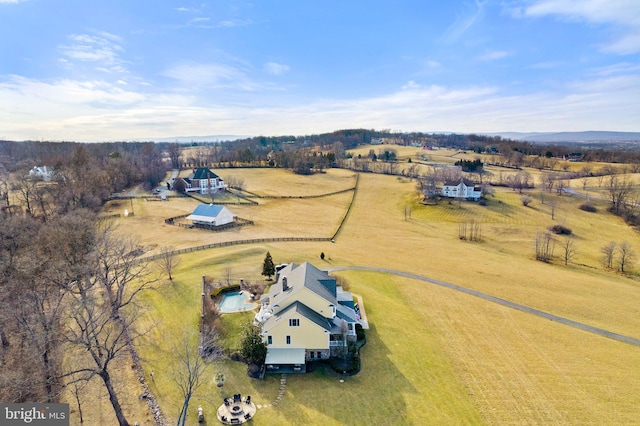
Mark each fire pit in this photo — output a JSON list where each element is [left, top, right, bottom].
[[217, 395, 256, 424]]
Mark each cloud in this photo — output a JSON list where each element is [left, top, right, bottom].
[[441, 0, 488, 43], [162, 63, 262, 91], [0, 0, 27, 3], [589, 62, 640, 77], [264, 62, 290, 76], [519, 0, 640, 54], [217, 19, 252, 28], [528, 61, 562, 69], [59, 32, 127, 73], [477, 50, 510, 61], [1, 68, 639, 141]]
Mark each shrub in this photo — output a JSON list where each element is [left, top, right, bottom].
[[579, 203, 597, 212], [549, 224, 572, 235], [478, 199, 487, 206], [355, 324, 366, 341]]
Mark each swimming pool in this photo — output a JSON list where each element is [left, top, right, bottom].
[[218, 292, 256, 313]]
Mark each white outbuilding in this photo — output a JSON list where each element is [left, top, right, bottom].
[[186, 204, 236, 226]]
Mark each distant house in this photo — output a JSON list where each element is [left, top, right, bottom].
[[29, 166, 54, 181], [564, 152, 582, 162], [255, 262, 368, 373], [186, 204, 236, 226], [441, 178, 482, 201], [174, 167, 226, 194]]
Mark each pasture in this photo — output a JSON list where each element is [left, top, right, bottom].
[[80, 161, 640, 425]]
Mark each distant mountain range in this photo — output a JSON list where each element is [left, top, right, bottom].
[[487, 131, 640, 143], [142, 131, 640, 144], [150, 135, 251, 143]]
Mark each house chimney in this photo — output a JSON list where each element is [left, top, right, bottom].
[[282, 277, 288, 291]]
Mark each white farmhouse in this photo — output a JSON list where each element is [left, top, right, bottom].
[[441, 178, 482, 201], [29, 166, 54, 181]]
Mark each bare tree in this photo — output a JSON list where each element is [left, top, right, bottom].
[[535, 232, 555, 262], [458, 222, 467, 240], [508, 171, 531, 194], [156, 246, 181, 281], [604, 174, 634, 215], [167, 143, 182, 169], [540, 173, 556, 193], [63, 285, 141, 426], [561, 238, 577, 266], [581, 176, 589, 192], [173, 327, 220, 426], [2, 212, 96, 402], [459, 220, 482, 242], [618, 241, 635, 273], [13, 175, 39, 216], [470, 220, 482, 242], [601, 241, 617, 269], [63, 227, 156, 426]]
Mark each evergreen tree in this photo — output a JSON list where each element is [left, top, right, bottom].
[[262, 251, 275, 280], [240, 323, 267, 365]]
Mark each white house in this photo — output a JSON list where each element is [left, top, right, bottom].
[[29, 166, 54, 181], [441, 178, 482, 201], [187, 167, 226, 194], [186, 204, 236, 226], [255, 262, 367, 373]]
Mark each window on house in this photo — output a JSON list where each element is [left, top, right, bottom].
[[310, 351, 315, 359], [317, 351, 322, 358], [267, 336, 272, 345], [348, 323, 353, 330], [286, 335, 291, 345], [289, 318, 300, 327]]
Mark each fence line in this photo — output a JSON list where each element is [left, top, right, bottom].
[[331, 173, 359, 240], [139, 173, 360, 264], [141, 237, 332, 264], [233, 186, 356, 200], [176, 218, 254, 231]]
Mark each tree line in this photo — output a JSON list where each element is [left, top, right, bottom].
[[0, 142, 166, 218]]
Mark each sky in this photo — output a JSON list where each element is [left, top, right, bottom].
[[1, 0, 639, 141]]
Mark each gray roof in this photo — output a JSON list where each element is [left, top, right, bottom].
[[190, 204, 225, 218], [263, 301, 333, 332], [191, 167, 220, 180], [336, 304, 358, 323], [272, 262, 337, 306], [443, 178, 476, 187]]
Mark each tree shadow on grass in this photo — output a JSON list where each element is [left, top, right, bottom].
[[279, 324, 418, 425]]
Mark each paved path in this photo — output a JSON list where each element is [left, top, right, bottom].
[[326, 266, 640, 347]]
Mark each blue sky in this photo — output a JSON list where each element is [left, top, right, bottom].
[[1, 0, 639, 141]]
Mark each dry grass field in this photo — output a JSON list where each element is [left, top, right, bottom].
[[79, 158, 640, 425]]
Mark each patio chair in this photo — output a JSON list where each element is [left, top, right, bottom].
[[245, 395, 251, 404]]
